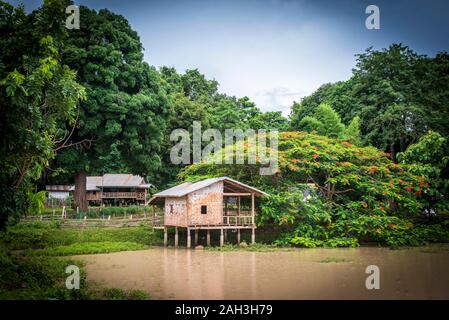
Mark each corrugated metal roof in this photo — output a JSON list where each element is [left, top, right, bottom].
[[101, 174, 145, 187], [69, 174, 152, 190], [87, 176, 102, 190], [151, 177, 268, 199]]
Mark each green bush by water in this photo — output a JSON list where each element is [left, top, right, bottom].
[[0, 221, 159, 250]]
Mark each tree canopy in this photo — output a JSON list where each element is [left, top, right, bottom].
[[290, 44, 449, 158], [0, 0, 85, 227], [180, 132, 448, 246]]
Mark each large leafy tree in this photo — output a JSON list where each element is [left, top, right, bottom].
[[248, 111, 289, 131], [296, 103, 359, 142], [343, 116, 361, 146], [352, 44, 428, 157], [290, 79, 358, 129], [0, 0, 85, 228], [290, 44, 449, 159], [158, 66, 289, 186], [397, 131, 449, 215], [53, 6, 170, 210], [180, 132, 448, 246]]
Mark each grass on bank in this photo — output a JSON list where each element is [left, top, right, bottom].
[[0, 221, 160, 250], [0, 221, 158, 300], [0, 250, 149, 300], [27, 241, 149, 256]]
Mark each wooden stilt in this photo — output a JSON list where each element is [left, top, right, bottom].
[[163, 227, 168, 247], [175, 227, 179, 248], [207, 230, 211, 246], [187, 228, 191, 248], [194, 229, 198, 245], [220, 229, 224, 247], [237, 229, 241, 245], [251, 192, 255, 225], [251, 227, 255, 244]]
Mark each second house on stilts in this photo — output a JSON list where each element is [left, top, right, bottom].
[[148, 177, 268, 248]]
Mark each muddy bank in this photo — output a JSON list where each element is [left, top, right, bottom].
[[74, 245, 449, 299]]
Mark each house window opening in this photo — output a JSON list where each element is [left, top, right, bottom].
[[201, 205, 207, 214]]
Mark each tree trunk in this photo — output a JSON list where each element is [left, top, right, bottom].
[[74, 171, 88, 212], [390, 143, 395, 161]]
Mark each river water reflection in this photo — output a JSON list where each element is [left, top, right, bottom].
[[75, 245, 449, 299]]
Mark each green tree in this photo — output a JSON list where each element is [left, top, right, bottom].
[[290, 79, 358, 129], [0, 0, 85, 228], [157, 92, 211, 185], [180, 132, 445, 246], [181, 69, 218, 101], [397, 131, 449, 214], [298, 116, 325, 135], [296, 103, 344, 138], [291, 44, 449, 159], [248, 111, 289, 131], [352, 44, 442, 157], [53, 6, 170, 210], [344, 116, 362, 146], [313, 103, 345, 138]]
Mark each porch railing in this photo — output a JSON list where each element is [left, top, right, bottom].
[[222, 215, 254, 225], [223, 209, 251, 216], [102, 192, 145, 199]]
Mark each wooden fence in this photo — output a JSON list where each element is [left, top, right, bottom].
[[20, 213, 164, 229]]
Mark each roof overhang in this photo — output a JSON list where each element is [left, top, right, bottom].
[[148, 177, 268, 205]]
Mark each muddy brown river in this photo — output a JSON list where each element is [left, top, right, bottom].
[[75, 245, 449, 299]]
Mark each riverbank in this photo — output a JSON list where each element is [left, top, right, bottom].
[[1, 221, 449, 300], [0, 221, 158, 299]]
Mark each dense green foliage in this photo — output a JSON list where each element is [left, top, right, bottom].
[[181, 132, 449, 247], [0, 0, 86, 228], [0, 220, 157, 299], [0, 221, 158, 250], [290, 44, 449, 158], [55, 5, 170, 182], [0, 250, 148, 299], [397, 131, 449, 215], [157, 67, 289, 184]]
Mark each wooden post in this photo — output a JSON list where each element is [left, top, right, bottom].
[[207, 230, 211, 246], [251, 192, 255, 225], [175, 227, 179, 248], [194, 229, 198, 246], [187, 228, 191, 248], [237, 229, 241, 245], [251, 227, 255, 244], [225, 198, 228, 216], [220, 229, 224, 247], [238, 196, 241, 225], [163, 227, 168, 247]]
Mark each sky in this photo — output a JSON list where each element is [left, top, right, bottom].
[[8, 0, 449, 115]]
